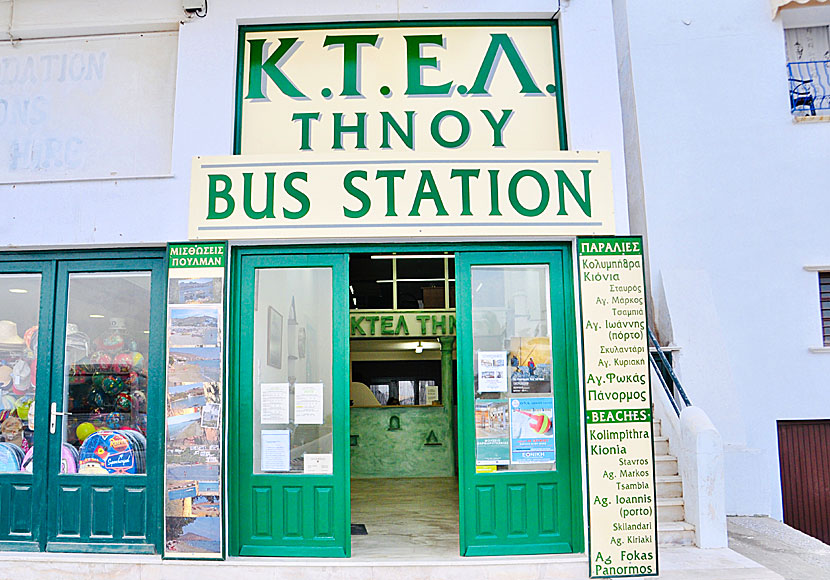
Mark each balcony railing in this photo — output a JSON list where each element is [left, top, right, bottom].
[[788, 60, 830, 116]]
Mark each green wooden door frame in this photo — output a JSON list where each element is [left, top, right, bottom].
[[455, 247, 584, 556], [0, 259, 55, 551], [45, 254, 166, 554], [229, 250, 350, 557]]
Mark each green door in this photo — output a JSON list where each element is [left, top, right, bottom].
[[230, 251, 350, 557], [46, 256, 166, 553], [0, 260, 54, 551], [456, 248, 583, 556]]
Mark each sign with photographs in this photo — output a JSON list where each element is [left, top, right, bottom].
[[578, 236, 658, 578], [164, 242, 226, 559]]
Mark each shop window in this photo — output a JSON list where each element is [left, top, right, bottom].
[[352, 359, 442, 407], [820, 271, 830, 346], [0, 274, 41, 473], [785, 26, 830, 116], [350, 253, 454, 310]]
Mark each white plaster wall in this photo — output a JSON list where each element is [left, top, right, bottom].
[[0, 0, 630, 249], [621, 0, 830, 518]]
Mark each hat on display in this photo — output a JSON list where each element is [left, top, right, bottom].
[[0, 365, 11, 389], [10, 360, 31, 395], [0, 321, 24, 347]]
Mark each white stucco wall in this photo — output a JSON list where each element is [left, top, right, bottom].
[[0, 0, 630, 248], [620, 0, 830, 518]]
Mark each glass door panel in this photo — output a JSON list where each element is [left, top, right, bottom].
[[231, 252, 349, 557], [456, 249, 583, 556]]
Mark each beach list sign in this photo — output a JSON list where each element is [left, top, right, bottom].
[[188, 24, 615, 240], [578, 236, 658, 578], [164, 243, 227, 558]]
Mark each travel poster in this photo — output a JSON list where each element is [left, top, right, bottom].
[[477, 351, 508, 392], [509, 397, 556, 464], [475, 399, 509, 464]]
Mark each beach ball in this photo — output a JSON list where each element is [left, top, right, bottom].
[[76, 422, 96, 442], [115, 391, 132, 412], [528, 412, 552, 435], [89, 351, 113, 370], [101, 375, 124, 395]]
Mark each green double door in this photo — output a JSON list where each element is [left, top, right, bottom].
[[229, 246, 582, 557], [0, 251, 165, 553]]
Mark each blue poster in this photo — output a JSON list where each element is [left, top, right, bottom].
[[510, 397, 556, 464]]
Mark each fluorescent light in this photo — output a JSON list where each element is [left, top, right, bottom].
[[143, 330, 150, 334], [376, 278, 454, 283], [371, 254, 452, 260], [8, 288, 27, 294], [89, 314, 105, 318]]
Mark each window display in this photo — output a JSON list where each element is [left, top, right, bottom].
[[0, 274, 41, 473], [471, 265, 556, 471], [61, 272, 151, 475]]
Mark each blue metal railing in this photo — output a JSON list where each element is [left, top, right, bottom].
[[647, 327, 691, 417], [787, 60, 830, 116]]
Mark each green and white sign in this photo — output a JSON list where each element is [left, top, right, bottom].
[[188, 23, 616, 241], [349, 310, 455, 337], [578, 236, 658, 578]]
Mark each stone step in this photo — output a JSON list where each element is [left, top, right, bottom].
[[658, 520, 696, 546], [656, 475, 683, 498], [653, 417, 662, 437], [657, 497, 685, 522], [655, 454, 678, 477], [653, 435, 669, 456]]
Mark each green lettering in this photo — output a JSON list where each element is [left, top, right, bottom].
[[380, 111, 415, 149], [488, 169, 502, 216], [283, 172, 310, 219], [556, 169, 592, 217], [207, 174, 234, 219], [508, 170, 549, 217], [416, 315, 430, 335], [243, 172, 276, 219], [481, 109, 513, 147], [291, 112, 320, 151], [395, 315, 410, 336], [376, 169, 406, 217], [333, 112, 367, 149], [404, 35, 452, 96], [350, 316, 366, 336], [380, 315, 394, 335], [343, 170, 371, 218], [449, 315, 456, 335], [431, 110, 470, 149], [409, 170, 448, 217], [322, 34, 379, 96], [246, 38, 307, 99], [432, 315, 447, 334], [450, 169, 479, 216], [468, 34, 542, 95], [365, 315, 380, 336]]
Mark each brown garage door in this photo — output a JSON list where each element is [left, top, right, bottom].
[[778, 420, 830, 544]]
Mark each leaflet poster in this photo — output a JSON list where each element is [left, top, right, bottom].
[[509, 398, 556, 464], [164, 242, 226, 559], [478, 351, 508, 392], [474, 399, 510, 465]]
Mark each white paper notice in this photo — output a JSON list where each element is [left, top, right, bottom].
[[478, 351, 508, 392], [426, 384, 440, 405], [261, 383, 289, 424], [294, 383, 325, 424], [304, 453, 333, 474], [260, 430, 290, 472]]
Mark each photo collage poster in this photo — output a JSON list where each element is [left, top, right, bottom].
[[475, 337, 556, 470], [163, 243, 226, 558]]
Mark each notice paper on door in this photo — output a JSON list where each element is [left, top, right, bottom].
[[304, 453, 333, 474], [294, 383, 324, 424], [260, 383, 289, 424], [260, 429, 290, 472], [478, 351, 508, 392]]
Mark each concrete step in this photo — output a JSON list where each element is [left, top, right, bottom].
[[655, 454, 678, 477], [653, 417, 662, 437], [657, 497, 685, 522], [658, 520, 696, 546], [654, 435, 669, 456], [656, 475, 683, 498]]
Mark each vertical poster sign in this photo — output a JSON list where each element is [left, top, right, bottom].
[[164, 242, 226, 558], [578, 236, 658, 578]]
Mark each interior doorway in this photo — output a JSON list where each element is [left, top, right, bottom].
[[347, 252, 459, 558]]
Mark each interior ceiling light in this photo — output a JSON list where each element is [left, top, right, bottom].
[[89, 314, 105, 318], [371, 254, 451, 260], [8, 288, 28, 293], [415, 341, 424, 354]]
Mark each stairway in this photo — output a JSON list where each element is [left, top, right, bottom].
[[654, 417, 696, 546]]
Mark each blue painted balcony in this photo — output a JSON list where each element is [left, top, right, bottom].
[[788, 60, 830, 116]]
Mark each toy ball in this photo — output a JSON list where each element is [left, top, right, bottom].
[[87, 388, 107, 409], [104, 412, 122, 430], [89, 352, 113, 370], [101, 375, 124, 396], [130, 390, 147, 412], [14, 397, 33, 421], [76, 422, 97, 442], [91, 371, 106, 388], [113, 352, 134, 372], [23, 326, 38, 352], [115, 391, 132, 412], [129, 352, 145, 371], [127, 371, 140, 387]]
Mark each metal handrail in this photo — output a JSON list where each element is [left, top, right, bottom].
[[647, 327, 691, 416]]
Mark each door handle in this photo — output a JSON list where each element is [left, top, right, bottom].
[[50, 401, 71, 434]]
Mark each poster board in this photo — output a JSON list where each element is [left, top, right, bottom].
[[163, 242, 226, 559], [578, 236, 658, 578]]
